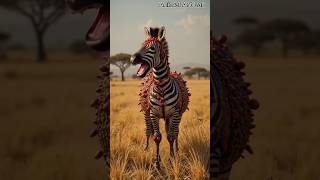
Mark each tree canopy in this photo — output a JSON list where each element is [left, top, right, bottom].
[[233, 16, 259, 26], [110, 53, 131, 81], [233, 17, 316, 57], [258, 19, 311, 57], [0, 0, 66, 62]]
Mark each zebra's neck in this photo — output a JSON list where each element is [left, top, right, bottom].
[[152, 38, 170, 86], [153, 58, 170, 84]]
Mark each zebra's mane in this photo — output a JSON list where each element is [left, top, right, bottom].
[[161, 38, 169, 60], [143, 37, 170, 63]]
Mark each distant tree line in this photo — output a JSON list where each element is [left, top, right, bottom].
[[183, 66, 209, 79], [233, 17, 320, 57]]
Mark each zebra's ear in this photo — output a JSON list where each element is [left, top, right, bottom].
[[144, 27, 151, 37], [158, 26, 166, 40]]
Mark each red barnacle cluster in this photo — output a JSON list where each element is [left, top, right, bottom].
[[211, 33, 259, 172], [169, 71, 190, 113], [90, 60, 110, 163], [138, 72, 154, 112]]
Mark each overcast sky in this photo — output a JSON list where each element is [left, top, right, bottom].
[[0, 0, 318, 50], [110, 0, 210, 71]]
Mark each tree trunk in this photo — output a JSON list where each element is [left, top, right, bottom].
[[36, 31, 47, 62], [282, 38, 289, 58], [121, 70, 125, 81]]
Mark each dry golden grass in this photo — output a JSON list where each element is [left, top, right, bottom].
[[0, 61, 106, 180], [110, 79, 210, 180], [1, 57, 320, 180], [230, 57, 320, 180]]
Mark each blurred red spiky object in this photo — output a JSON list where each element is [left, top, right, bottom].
[[90, 57, 110, 173], [211, 33, 259, 172]]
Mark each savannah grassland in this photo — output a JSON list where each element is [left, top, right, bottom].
[[110, 79, 210, 179], [0, 56, 320, 180]]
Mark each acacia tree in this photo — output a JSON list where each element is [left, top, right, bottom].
[[183, 66, 191, 71], [0, 0, 66, 62], [291, 31, 320, 55], [261, 19, 311, 58], [184, 70, 194, 79], [110, 53, 131, 81], [236, 28, 274, 56], [192, 67, 208, 80], [186, 67, 208, 80], [0, 32, 10, 60], [233, 16, 259, 31]]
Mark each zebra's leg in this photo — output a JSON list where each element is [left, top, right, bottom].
[[168, 110, 181, 161], [143, 111, 153, 151], [165, 118, 175, 162], [165, 118, 179, 154], [151, 112, 161, 169]]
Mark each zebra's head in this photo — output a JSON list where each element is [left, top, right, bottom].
[[66, 0, 109, 51], [131, 26, 168, 78]]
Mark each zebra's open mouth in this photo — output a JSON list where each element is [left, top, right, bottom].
[[137, 63, 150, 77], [66, 0, 109, 51], [131, 54, 150, 77], [86, 6, 109, 51]]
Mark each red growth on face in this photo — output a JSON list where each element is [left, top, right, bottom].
[[142, 37, 167, 62]]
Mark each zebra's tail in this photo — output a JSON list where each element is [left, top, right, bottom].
[[90, 56, 110, 175], [210, 33, 259, 179]]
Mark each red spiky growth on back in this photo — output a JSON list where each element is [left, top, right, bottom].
[[211, 33, 259, 172], [171, 71, 190, 113], [138, 71, 190, 113], [90, 57, 110, 173], [138, 72, 153, 112]]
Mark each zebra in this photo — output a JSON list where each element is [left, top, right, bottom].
[[130, 26, 190, 169], [210, 34, 259, 179]]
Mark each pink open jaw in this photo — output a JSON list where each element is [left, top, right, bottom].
[[87, 6, 108, 41]]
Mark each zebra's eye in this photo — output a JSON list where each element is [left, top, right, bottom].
[[150, 46, 155, 50]]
